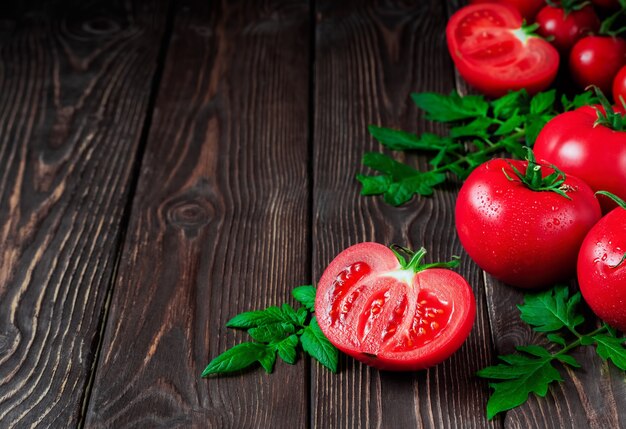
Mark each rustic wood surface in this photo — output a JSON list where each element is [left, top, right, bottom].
[[0, 0, 625, 428]]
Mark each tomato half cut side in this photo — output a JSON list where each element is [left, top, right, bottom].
[[447, 4, 559, 97], [315, 243, 476, 371]]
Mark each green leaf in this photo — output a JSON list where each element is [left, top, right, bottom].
[[226, 306, 287, 329], [479, 353, 561, 419], [546, 333, 566, 347], [248, 322, 295, 343], [357, 174, 391, 195], [593, 334, 626, 370], [516, 345, 552, 358], [411, 91, 489, 122], [530, 90, 556, 115], [494, 112, 525, 136], [362, 152, 420, 180], [518, 285, 584, 333], [556, 354, 581, 368], [292, 285, 316, 311], [450, 116, 494, 139], [561, 91, 599, 111], [301, 317, 338, 373], [524, 113, 551, 145], [368, 127, 456, 151], [201, 342, 269, 376], [281, 303, 301, 326], [491, 89, 528, 118], [258, 349, 277, 373], [276, 334, 299, 365]]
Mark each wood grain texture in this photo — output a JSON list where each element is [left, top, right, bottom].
[[84, 0, 311, 428], [0, 1, 168, 427], [311, 1, 497, 427], [446, 0, 626, 426]]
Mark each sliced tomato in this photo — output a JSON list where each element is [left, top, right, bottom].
[[315, 243, 475, 371], [447, 4, 559, 97]]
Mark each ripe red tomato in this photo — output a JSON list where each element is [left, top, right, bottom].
[[315, 243, 476, 371], [569, 36, 626, 94], [447, 4, 559, 97], [613, 65, 626, 105], [455, 157, 601, 289], [534, 105, 626, 213], [578, 193, 626, 331], [469, 0, 545, 21], [536, 5, 600, 53]]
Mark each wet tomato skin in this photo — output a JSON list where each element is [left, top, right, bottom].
[[536, 5, 600, 53], [455, 158, 602, 289], [578, 207, 626, 331], [315, 242, 476, 371], [569, 36, 626, 94]]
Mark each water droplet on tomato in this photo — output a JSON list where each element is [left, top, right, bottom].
[[553, 218, 560, 225], [602, 253, 608, 261]]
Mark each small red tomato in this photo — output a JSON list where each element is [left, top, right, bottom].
[[447, 4, 559, 97], [578, 192, 626, 331], [613, 65, 626, 105], [534, 105, 626, 212], [469, 0, 545, 21], [569, 36, 626, 94], [315, 243, 476, 371], [536, 5, 600, 53], [455, 156, 601, 289]]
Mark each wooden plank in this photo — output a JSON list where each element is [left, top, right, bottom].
[[311, 1, 497, 427], [0, 1, 169, 427], [445, 1, 626, 427], [83, 1, 312, 427]]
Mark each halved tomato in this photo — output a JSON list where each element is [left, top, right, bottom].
[[447, 4, 559, 97], [315, 243, 476, 371]]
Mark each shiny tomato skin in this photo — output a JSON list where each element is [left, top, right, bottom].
[[536, 5, 600, 53], [613, 65, 626, 105], [569, 36, 626, 94], [455, 158, 602, 289], [315, 242, 476, 371], [447, 4, 559, 98], [534, 106, 626, 213], [578, 207, 626, 331], [469, 0, 544, 20]]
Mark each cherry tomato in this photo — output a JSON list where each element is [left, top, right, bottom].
[[613, 65, 626, 105], [578, 193, 626, 331], [469, 0, 545, 21], [315, 243, 476, 371], [536, 5, 600, 53], [455, 157, 601, 289], [569, 36, 626, 94], [534, 105, 626, 212], [447, 4, 559, 97]]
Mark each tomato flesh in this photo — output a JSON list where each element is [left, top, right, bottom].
[[447, 4, 559, 97], [316, 243, 475, 371]]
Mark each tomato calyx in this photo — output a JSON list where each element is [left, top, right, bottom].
[[503, 148, 572, 199], [390, 245, 461, 273], [588, 85, 626, 129], [546, 0, 592, 15]]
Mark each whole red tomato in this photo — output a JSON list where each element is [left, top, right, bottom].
[[570, 36, 626, 94], [455, 156, 601, 288], [447, 4, 559, 97], [613, 65, 626, 105], [534, 105, 626, 212], [315, 243, 476, 371], [469, 0, 545, 20], [578, 192, 626, 331], [536, 5, 600, 53]]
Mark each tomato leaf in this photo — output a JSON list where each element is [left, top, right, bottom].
[[301, 317, 338, 373], [226, 306, 287, 329], [561, 91, 599, 111], [494, 112, 525, 136], [478, 353, 562, 419], [292, 285, 317, 311], [593, 334, 626, 370], [449, 116, 494, 139], [276, 334, 299, 365], [530, 90, 556, 115], [248, 322, 295, 343], [201, 342, 270, 376], [518, 284, 584, 333], [411, 91, 489, 122], [368, 127, 458, 152], [258, 348, 277, 373]]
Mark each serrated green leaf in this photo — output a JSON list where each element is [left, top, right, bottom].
[[258, 349, 277, 373], [593, 334, 626, 370], [368, 127, 455, 151], [556, 354, 581, 368], [276, 334, 299, 365], [301, 317, 338, 373], [226, 306, 287, 329], [281, 303, 300, 326], [292, 285, 316, 311], [494, 112, 525, 135], [248, 322, 295, 343], [562, 91, 599, 111], [411, 91, 489, 122], [362, 152, 419, 180], [450, 116, 494, 139], [547, 333, 566, 346], [482, 357, 561, 419], [357, 174, 390, 195], [491, 89, 528, 118], [530, 90, 556, 115], [518, 285, 583, 333], [201, 342, 269, 376], [525, 113, 552, 145]]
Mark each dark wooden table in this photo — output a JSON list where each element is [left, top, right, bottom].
[[1, 0, 625, 427]]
